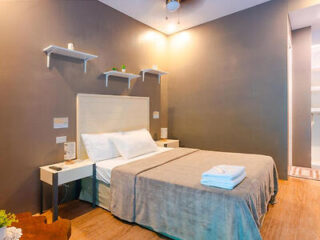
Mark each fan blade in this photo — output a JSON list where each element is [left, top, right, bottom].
[[180, 0, 206, 10]]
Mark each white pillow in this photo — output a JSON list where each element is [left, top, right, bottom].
[[81, 133, 121, 162], [111, 129, 158, 159]]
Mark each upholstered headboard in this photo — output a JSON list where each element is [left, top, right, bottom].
[[76, 94, 150, 160]]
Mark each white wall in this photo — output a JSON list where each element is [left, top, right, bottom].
[[288, 19, 293, 167], [311, 28, 320, 167]]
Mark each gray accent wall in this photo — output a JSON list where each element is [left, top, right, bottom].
[[292, 27, 312, 167], [0, 0, 166, 213], [167, 0, 289, 179]]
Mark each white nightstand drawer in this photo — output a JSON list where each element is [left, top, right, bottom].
[[156, 139, 179, 148], [40, 159, 93, 186], [58, 165, 93, 185]]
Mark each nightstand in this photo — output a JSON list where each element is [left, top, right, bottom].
[[156, 139, 179, 148], [40, 159, 96, 222]]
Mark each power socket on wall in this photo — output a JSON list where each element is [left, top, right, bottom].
[[56, 136, 67, 144]]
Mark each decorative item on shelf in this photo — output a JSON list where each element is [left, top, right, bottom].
[[64, 142, 76, 164], [112, 67, 118, 71], [152, 65, 158, 70], [121, 65, 126, 73], [161, 128, 168, 140], [67, 43, 74, 51], [0, 210, 18, 240]]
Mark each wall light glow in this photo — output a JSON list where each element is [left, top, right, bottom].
[[139, 30, 167, 52], [169, 31, 191, 51]]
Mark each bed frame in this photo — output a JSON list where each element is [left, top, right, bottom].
[[76, 94, 150, 160]]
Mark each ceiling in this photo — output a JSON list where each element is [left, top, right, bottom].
[[289, 3, 320, 30], [99, 0, 271, 35]]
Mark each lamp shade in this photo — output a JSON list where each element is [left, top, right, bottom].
[[161, 128, 168, 139]]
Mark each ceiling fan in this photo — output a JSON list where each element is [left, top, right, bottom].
[[166, 0, 184, 12]]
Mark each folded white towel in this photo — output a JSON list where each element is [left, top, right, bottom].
[[201, 171, 246, 190], [201, 165, 245, 181]]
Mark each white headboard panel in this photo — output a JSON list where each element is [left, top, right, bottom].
[[77, 94, 150, 160]]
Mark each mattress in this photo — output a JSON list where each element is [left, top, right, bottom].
[[80, 178, 111, 210], [79, 147, 173, 210], [95, 147, 172, 184]]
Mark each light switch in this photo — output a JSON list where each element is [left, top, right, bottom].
[[56, 136, 67, 144], [53, 117, 68, 129], [153, 111, 160, 119]]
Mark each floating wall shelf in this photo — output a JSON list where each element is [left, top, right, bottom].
[[103, 71, 140, 89], [43, 45, 98, 73], [312, 86, 320, 92], [141, 69, 168, 84], [311, 108, 320, 114]]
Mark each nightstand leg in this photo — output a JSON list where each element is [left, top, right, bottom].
[[52, 173, 58, 222], [40, 181, 43, 214], [92, 163, 96, 208]]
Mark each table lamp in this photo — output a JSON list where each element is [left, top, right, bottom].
[[161, 128, 168, 140]]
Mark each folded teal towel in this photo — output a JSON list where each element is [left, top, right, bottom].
[[201, 171, 246, 190], [201, 165, 245, 181]]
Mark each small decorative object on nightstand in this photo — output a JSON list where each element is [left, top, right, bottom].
[[64, 142, 76, 165], [156, 139, 179, 148], [40, 160, 96, 222]]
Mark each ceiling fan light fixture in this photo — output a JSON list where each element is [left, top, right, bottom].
[[166, 0, 180, 12]]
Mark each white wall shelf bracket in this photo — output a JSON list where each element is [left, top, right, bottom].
[[142, 72, 146, 82], [83, 59, 88, 73], [43, 45, 97, 73], [141, 69, 168, 84], [128, 78, 132, 89], [105, 75, 109, 87], [46, 51, 52, 68]]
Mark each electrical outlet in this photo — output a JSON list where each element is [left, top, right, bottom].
[[56, 136, 67, 144]]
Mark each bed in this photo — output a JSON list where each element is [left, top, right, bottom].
[[77, 94, 278, 240], [79, 146, 172, 210]]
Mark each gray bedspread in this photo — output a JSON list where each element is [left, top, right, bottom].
[[110, 148, 278, 240]]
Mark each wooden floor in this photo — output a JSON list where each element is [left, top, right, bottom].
[[43, 177, 320, 240], [260, 177, 320, 240]]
